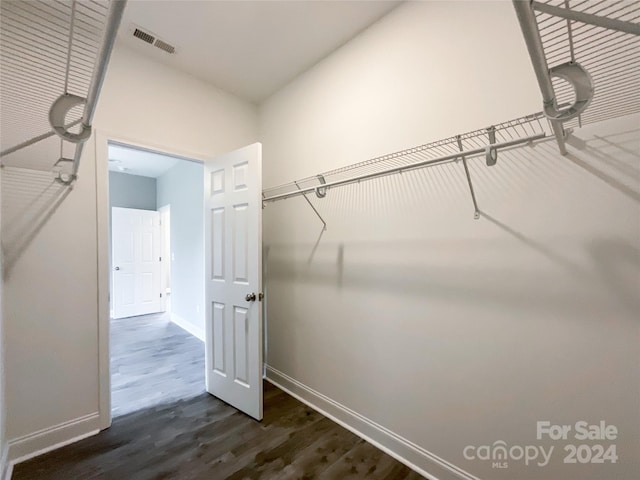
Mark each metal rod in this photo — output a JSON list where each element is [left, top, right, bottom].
[[565, 0, 576, 62], [263, 133, 546, 203], [512, 0, 568, 154], [294, 181, 327, 231], [68, 0, 126, 180], [532, 1, 640, 36], [64, 0, 77, 94], [457, 135, 480, 219]]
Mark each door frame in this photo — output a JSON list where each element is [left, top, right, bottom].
[[157, 204, 171, 312], [96, 130, 209, 430]]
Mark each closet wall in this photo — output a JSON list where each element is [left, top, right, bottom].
[[2, 43, 258, 458], [259, 2, 639, 480]]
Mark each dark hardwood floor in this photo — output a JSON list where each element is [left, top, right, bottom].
[[13, 311, 424, 480], [14, 383, 423, 480]]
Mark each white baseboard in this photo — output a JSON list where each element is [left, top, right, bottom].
[[265, 365, 481, 480], [170, 313, 205, 342], [7, 412, 100, 469], [1, 443, 10, 480]]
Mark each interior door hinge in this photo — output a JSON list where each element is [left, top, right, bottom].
[[160, 293, 163, 298], [159, 256, 162, 262]]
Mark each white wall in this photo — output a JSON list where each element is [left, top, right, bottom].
[[157, 160, 205, 339], [1, 43, 258, 459], [260, 2, 639, 480]]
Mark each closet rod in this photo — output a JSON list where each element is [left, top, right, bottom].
[[65, 0, 126, 183], [513, 0, 568, 155], [262, 132, 545, 203]]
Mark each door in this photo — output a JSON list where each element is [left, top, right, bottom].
[[112, 207, 162, 319], [204, 143, 263, 420]]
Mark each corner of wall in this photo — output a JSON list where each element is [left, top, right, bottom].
[[0, 160, 8, 480]]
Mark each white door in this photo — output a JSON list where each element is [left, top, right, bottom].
[[112, 207, 162, 319], [204, 143, 263, 420]]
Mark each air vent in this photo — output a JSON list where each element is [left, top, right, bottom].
[[133, 28, 155, 45], [154, 39, 175, 54]]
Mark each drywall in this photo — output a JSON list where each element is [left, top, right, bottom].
[[157, 160, 205, 339], [0, 169, 7, 479], [108, 171, 157, 211], [1, 41, 258, 458], [259, 2, 639, 480]]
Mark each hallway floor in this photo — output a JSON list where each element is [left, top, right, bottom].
[[111, 310, 205, 417]]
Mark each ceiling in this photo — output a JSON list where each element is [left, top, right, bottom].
[[108, 144, 183, 178], [117, 0, 401, 103]]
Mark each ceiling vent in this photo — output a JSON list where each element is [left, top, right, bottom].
[[154, 39, 175, 55], [131, 24, 176, 55], [133, 27, 154, 45]]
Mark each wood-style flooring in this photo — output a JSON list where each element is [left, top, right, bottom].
[[110, 311, 205, 417], [13, 312, 424, 480]]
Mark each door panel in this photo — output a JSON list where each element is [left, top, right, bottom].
[[204, 143, 262, 421], [112, 207, 162, 319]]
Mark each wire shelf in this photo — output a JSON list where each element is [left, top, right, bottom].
[[531, 0, 640, 129], [263, 113, 549, 203], [0, 0, 122, 182]]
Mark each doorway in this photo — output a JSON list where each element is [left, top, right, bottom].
[[106, 141, 206, 417], [97, 135, 264, 429]]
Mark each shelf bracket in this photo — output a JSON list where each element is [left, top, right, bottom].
[[457, 135, 480, 220], [294, 181, 327, 231], [315, 175, 327, 198], [485, 126, 498, 166]]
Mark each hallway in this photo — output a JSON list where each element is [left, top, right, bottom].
[[111, 312, 205, 417]]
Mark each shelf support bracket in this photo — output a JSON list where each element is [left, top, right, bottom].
[[294, 181, 327, 231], [457, 135, 480, 220], [512, 0, 569, 155]]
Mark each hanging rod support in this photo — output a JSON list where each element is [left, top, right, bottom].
[[264, 132, 546, 203], [64, 0, 126, 183], [457, 135, 480, 220], [531, 1, 640, 36], [512, 0, 568, 155], [294, 181, 327, 231]]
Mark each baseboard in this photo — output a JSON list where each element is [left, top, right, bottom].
[[170, 313, 205, 342], [7, 412, 100, 467], [1, 443, 10, 480], [265, 365, 481, 480]]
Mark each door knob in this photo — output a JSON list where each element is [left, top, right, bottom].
[[245, 293, 256, 302], [115, 266, 120, 271]]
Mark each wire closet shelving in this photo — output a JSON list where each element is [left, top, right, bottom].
[[513, 0, 640, 154], [0, 0, 126, 184], [263, 0, 640, 223], [262, 113, 549, 224]]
